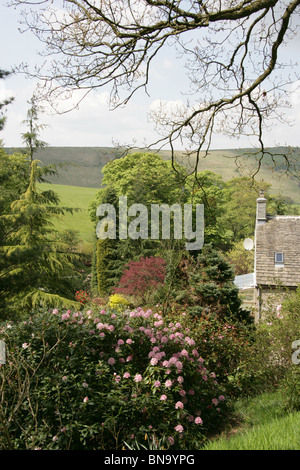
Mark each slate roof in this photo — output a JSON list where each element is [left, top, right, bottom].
[[255, 216, 300, 287], [234, 273, 255, 290]]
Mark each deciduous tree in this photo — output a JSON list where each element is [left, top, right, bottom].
[[10, 0, 300, 175]]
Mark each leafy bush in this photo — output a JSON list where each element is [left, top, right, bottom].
[[188, 312, 253, 398], [279, 366, 300, 412], [238, 288, 300, 397], [114, 256, 166, 304], [75, 290, 90, 305], [160, 246, 252, 325], [107, 294, 130, 311], [0, 306, 227, 450]]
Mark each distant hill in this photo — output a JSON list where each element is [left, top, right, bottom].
[[4, 146, 300, 203], [5, 147, 123, 188]]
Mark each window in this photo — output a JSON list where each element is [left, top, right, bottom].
[[275, 252, 284, 266]]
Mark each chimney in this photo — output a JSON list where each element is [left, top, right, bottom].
[[256, 190, 267, 224]]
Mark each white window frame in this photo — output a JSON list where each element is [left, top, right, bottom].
[[274, 252, 284, 267]]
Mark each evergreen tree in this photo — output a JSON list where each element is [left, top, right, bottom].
[[0, 160, 80, 319], [160, 245, 252, 324], [21, 95, 48, 161], [0, 69, 14, 131]]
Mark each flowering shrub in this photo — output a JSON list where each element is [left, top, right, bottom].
[[75, 290, 90, 305], [0, 306, 227, 450], [187, 312, 252, 397]]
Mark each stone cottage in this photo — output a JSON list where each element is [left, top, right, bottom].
[[254, 190, 300, 320]]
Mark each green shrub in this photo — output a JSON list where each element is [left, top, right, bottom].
[[160, 246, 253, 325], [0, 307, 227, 450], [183, 312, 254, 398], [239, 288, 300, 397], [279, 366, 300, 412]]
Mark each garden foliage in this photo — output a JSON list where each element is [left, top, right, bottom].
[[114, 256, 166, 303], [0, 306, 228, 450]]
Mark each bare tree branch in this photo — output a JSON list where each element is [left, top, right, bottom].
[[9, 0, 300, 176]]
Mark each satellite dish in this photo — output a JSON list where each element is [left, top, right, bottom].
[[243, 238, 254, 251]]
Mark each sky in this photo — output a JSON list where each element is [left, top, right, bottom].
[[0, 2, 300, 151]]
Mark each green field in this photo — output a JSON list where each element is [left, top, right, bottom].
[[39, 182, 99, 244]]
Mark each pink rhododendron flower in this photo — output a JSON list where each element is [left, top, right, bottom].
[[108, 357, 116, 366], [160, 394, 167, 401], [195, 417, 203, 425], [219, 395, 225, 401], [165, 379, 173, 388], [134, 374, 143, 383], [212, 398, 218, 406], [175, 401, 184, 409], [174, 425, 184, 433], [150, 357, 158, 366], [169, 357, 177, 365], [154, 380, 161, 387], [83, 396, 89, 403], [123, 372, 130, 378]]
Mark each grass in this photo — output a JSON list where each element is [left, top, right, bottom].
[[203, 391, 300, 450], [39, 182, 99, 245]]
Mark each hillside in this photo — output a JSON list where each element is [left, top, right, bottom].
[[5, 146, 300, 202]]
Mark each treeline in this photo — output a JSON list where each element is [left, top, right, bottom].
[[89, 152, 299, 317]]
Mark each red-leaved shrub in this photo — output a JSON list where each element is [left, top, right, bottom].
[[114, 256, 166, 302]]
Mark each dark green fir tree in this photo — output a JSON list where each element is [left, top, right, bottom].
[[0, 160, 81, 319]]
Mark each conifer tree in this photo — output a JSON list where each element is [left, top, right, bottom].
[[0, 160, 80, 319], [0, 69, 14, 131]]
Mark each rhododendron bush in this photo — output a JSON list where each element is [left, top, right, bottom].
[[0, 306, 227, 450]]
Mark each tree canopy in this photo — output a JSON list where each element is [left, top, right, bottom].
[[10, 0, 300, 175]]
